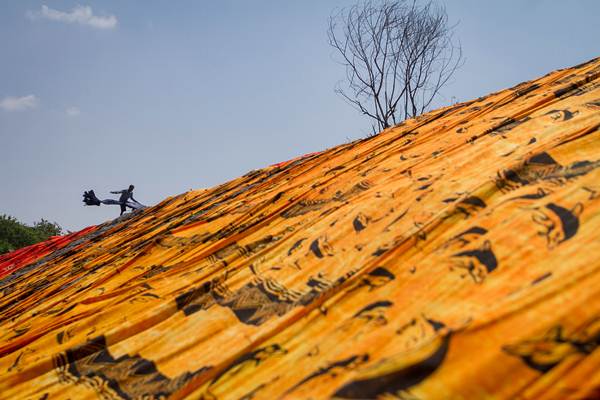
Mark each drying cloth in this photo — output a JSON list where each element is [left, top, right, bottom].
[[1, 57, 600, 399]]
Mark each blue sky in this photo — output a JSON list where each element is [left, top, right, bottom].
[[1, 1, 599, 231]]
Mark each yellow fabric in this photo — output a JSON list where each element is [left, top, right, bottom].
[[1, 57, 600, 400]]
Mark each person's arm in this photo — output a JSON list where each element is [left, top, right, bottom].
[[110, 190, 124, 194]]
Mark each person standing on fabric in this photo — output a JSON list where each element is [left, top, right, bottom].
[[111, 185, 137, 216]]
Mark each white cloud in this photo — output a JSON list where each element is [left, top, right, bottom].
[[0, 95, 39, 112], [66, 106, 81, 117], [27, 5, 117, 30]]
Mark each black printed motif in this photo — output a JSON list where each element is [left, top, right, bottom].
[[496, 152, 600, 193], [514, 83, 540, 97], [310, 236, 334, 258], [280, 181, 372, 220], [506, 187, 550, 203], [207, 242, 244, 266], [243, 235, 282, 255], [543, 109, 578, 122], [139, 265, 170, 280], [281, 199, 329, 218], [582, 186, 599, 200], [284, 354, 370, 395], [439, 226, 488, 251], [204, 345, 287, 398], [351, 267, 396, 291], [353, 213, 369, 232], [333, 181, 373, 201], [287, 238, 307, 256], [333, 319, 450, 399], [503, 320, 600, 373], [489, 116, 531, 136], [325, 166, 346, 175], [353, 300, 393, 325], [585, 100, 600, 109], [54, 336, 211, 399], [237, 382, 271, 400], [531, 272, 552, 285], [450, 240, 498, 283], [176, 270, 359, 326], [7, 348, 34, 373], [156, 233, 212, 249], [455, 196, 486, 218], [56, 328, 75, 345], [202, 236, 287, 268], [383, 208, 408, 232], [371, 246, 388, 257], [553, 81, 594, 98], [532, 202, 583, 249], [175, 281, 213, 315], [395, 316, 446, 349]]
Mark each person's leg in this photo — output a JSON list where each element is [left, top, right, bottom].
[[120, 203, 126, 215], [126, 200, 145, 210], [101, 199, 120, 205]]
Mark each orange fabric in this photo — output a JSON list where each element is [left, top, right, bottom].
[[1, 57, 600, 399], [0, 226, 97, 279], [269, 151, 323, 168]]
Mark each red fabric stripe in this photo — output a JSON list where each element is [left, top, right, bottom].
[[0, 225, 97, 279]]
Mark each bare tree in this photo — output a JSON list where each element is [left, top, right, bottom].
[[328, 0, 463, 133]]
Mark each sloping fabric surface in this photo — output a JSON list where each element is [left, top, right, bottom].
[[1, 57, 600, 400], [0, 226, 97, 279]]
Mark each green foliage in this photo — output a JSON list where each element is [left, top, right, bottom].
[[32, 219, 62, 238], [0, 215, 63, 255]]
